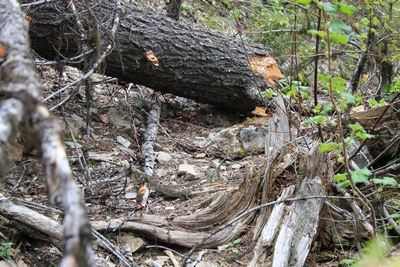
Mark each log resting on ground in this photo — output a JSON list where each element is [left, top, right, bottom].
[[25, 0, 276, 113]]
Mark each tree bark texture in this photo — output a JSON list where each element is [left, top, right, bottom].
[[25, 0, 271, 113]]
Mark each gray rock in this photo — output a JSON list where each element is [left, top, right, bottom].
[[107, 107, 131, 129], [120, 235, 147, 253], [208, 125, 267, 158], [155, 151, 172, 164], [117, 136, 131, 148]]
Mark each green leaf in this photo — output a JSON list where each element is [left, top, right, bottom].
[[340, 92, 357, 103], [320, 2, 338, 12], [233, 238, 241, 244], [317, 74, 329, 83], [231, 247, 238, 253], [371, 177, 398, 186], [308, 30, 326, 37], [303, 117, 316, 126], [330, 21, 352, 32], [348, 122, 364, 132], [351, 168, 371, 183], [389, 213, 400, 219], [337, 180, 350, 188], [331, 76, 346, 88], [330, 33, 349, 44], [334, 173, 348, 182], [340, 259, 356, 264], [319, 142, 338, 153], [295, 0, 312, 4], [314, 115, 325, 124], [356, 132, 375, 140], [337, 3, 357, 16]]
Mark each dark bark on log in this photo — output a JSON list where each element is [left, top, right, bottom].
[[167, 0, 182, 20], [25, 0, 271, 113]]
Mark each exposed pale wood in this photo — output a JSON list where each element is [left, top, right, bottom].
[[0, 194, 63, 241], [273, 176, 326, 267], [141, 100, 161, 177], [249, 185, 296, 267], [253, 96, 294, 239]]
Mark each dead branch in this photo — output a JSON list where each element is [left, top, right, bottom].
[[0, 1, 93, 265]]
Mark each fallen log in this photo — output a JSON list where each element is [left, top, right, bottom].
[[25, 0, 281, 112]]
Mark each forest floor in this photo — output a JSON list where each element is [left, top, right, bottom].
[[0, 62, 355, 267], [1, 1, 400, 267], [0, 65, 276, 267]]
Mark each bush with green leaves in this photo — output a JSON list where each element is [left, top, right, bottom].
[[0, 242, 14, 260]]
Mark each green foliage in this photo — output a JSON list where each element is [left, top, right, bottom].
[[280, 79, 309, 100], [340, 235, 397, 266], [203, 0, 400, 256], [227, 238, 241, 253], [0, 242, 14, 260]]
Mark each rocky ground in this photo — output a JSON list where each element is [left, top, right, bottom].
[[0, 64, 279, 267]]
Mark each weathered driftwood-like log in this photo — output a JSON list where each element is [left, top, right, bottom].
[[25, 0, 275, 112], [92, 169, 259, 248], [273, 176, 325, 267], [0, 194, 63, 244], [0, 1, 93, 266], [249, 185, 295, 267], [253, 96, 294, 239]]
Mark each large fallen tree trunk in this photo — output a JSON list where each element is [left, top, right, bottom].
[[25, 0, 278, 113]]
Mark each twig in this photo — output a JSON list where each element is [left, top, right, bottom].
[[42, 0, 121, 103], [188, 249, 207, 267], [62, 108, 92, 187], [321, 8, 376, 236], [92, 229, 139, 267], [164, 249, 180, 267], [146, 245, 186, 258]]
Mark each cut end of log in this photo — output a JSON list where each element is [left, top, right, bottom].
[[249, 54, 284, 85]]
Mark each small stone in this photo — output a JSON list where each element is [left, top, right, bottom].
[[211, 159, 226, 171], [194, 153, 207, 158], [145, 259, 162, 267], [178, 163, 197, 177], [124, 192, 137, 199], [185, 172, 197, 181], [155, 151, 172, 164], [211, 159, 221, 168], [117, 136, 131, 148], [232, 164, 241, 170], [120, 235, 147, 253]]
